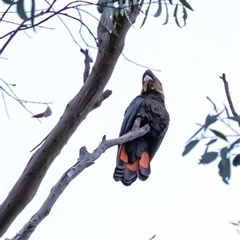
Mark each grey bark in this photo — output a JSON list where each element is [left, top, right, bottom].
[[7, 124, 150, 240], [0, 4, 140, 237]]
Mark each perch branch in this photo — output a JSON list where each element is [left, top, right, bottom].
[[8, 123, 150, 240], [0, 4, 140, 236], [220, 73, 240, 126]]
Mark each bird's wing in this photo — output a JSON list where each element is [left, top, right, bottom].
[[119, 95, 143, 136], [149, 121, 169, 160]]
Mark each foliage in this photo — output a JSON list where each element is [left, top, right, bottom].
[[2, 0, 35, 29], [97, 0, 194, 34], [182, 97, 240, 184]]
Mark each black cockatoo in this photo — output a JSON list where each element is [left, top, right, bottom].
[[113, 70, 170, 186]]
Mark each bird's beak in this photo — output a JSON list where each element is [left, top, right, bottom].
[[142, 75, 153, 92]]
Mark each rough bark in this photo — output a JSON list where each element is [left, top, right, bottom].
[[0, 5, 140, 237]]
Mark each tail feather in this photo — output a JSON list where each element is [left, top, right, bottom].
[[113, 146, 151, 186]]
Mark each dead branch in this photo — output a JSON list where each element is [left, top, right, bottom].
[[220, 73, 240, 126], [0, 4, 140, 236], [80, 48, 93, 83], [7, 123, 150, 240]]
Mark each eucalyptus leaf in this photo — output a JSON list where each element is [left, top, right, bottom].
[[17, 0, 28, 20], [163, 0, 169, 25], [218, 157, 230, 184], [210, 129, 228, 142], [179, 0, 193, 11], [204, 115, 217, 130], [154, 0, 162, 18], [182, 140, 199, 156], [220, 147, 229, 160], [199, 152, 218, 164], [229, 137, 240, 151], [140, 0, 151, 28], [182, 6, 187, 27], [206, 138, 217, 146], [31, 0, 35, 31], [233, 154, 240, 167], [2, 0, 14, 4], [173, 4, 181, 28]]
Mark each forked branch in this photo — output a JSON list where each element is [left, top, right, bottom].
[[220, 73, 240, 126], [8, 122, 150, 240]]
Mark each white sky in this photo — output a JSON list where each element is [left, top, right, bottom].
[[1, 1, 240, 240]]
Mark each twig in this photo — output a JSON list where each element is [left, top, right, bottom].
[[80, 48, 93, 83], [8, 123, 150, 240], [1, 89, 10, 120], [220, 73, 240, 127], [149, 234, 156, 240], [121, 52, 161, 72]]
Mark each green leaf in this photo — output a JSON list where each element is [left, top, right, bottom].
[[210, 129, 228, 142], [220, 147, 229, 160], [204, 115, 217, 130], [199, 152, 218, 164], [218, 157, 230, 184], [182, 6, 187, 27], [162, 0, 169, 25], [17, 0, 28, 20], [233, 154, 240, 167], [140, 0, 152, 28], [168, 0, 173, 4], [2, 0, 14, 4], [179, 0, 193, 11], [173, 4, 181, 28], [206, 138, 218, 146], [229, 137, 240, 151], [182, 140, 199, 156], [154, 0, 162, 18], [30, 0, 35, 31], [100, 4, 119, 36]]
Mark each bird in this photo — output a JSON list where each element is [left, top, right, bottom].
[[113, 69, 170, 186]]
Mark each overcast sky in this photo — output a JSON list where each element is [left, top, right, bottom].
[[1, 1, 240, 240]]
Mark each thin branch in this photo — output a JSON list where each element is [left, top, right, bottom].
[[8, 123, 150, 240], [0, 3, 13, 22], [220, 73, 240, 127], [1, 89, 10, 120], [1, 19, 55, 30], [149, 234, 156, 240], [1, 1, 98, 55], [121, 52, 161, 72], [80, 48, 93, 83]]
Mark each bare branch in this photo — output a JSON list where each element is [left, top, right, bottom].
[[220, 73, 240, 126], [8, 124, 150, 240], [0, 78, 52, 120], [0, 4, 140, 236], [121, 52, 161, 72], [80, 48, 93, 82]]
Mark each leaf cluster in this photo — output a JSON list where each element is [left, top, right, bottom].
[[182, 97, 240, 184], [97, 0, 194, 34], [2, 0, 36, 30]]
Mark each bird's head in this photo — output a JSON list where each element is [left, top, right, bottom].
[[141, 70, 164, 99]]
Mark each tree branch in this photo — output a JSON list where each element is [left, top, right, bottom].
[[0, 3, 140, 236], [220, 73, 240, 126], [7, 124, 150, 240], [80, 48, 93, 83]]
